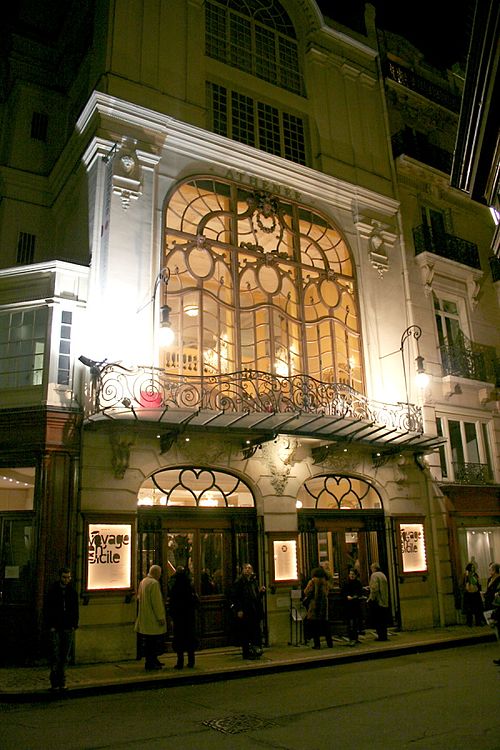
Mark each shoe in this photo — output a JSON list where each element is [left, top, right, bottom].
[[374, 637, 388, 641], [187, 663, 195, 668], [493, 659, 500, 665]]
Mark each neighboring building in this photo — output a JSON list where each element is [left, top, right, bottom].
[[0, 0, 498, 665]]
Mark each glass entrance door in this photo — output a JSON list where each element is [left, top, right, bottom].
[[163, 526, 232, 648]]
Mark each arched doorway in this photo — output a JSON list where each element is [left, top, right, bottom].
[[137, 467, 260, 648], [297, 474, 392, 634]]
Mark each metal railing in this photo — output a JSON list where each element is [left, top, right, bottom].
[[87, 365, 424, 434], [413, 225, 481, 269], [439, 332, 499, 384], [391, 131, 453, 174], [384, 60, 461, 112], [452, 462, 493, 484]]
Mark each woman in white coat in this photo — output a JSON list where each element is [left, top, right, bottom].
[[135, 565, 167, 670]]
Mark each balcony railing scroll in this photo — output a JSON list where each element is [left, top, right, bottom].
[[413, 225, 481, 269], [452, 462, 493, 485], [88, 364, 424, 435], [439, 332, 499, 384]]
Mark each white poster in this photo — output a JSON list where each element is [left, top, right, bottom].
[[400, 523, 427, 573], [87, 523, 132, 590], [273, 540, 298, 581]]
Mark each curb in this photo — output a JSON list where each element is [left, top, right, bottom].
[[1, 630, 495, 703]]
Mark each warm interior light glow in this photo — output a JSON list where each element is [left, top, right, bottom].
[[159, 325, 175, 347], [184, 304, 199, 317]]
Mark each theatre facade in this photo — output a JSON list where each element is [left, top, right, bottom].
[[0, 0, 498, 665]]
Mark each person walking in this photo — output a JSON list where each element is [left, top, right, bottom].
[[231, 563, 266, 659], [168, 566, 199, 669], [341, 568, 364, 645], [135, 564, 167, 671], [45, 566, 79, 692], [462, 562, 483, 626], [367, 562, 389, 641], [303, 566, 333, 649]]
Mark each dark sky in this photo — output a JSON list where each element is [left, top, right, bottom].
[[316, 0, 473, 69]]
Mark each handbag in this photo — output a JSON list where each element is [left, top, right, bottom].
[[465, 581, 479, 593]]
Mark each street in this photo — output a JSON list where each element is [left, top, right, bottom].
[[2, 642, 499, 750]]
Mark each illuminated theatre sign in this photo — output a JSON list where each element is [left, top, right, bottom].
[[398, 520, 428, 575], [86, 521, 133, 591]]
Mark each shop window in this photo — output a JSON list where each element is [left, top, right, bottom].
[[0, 468, 35, 511], [163, 177, 362, 390], [0, 515, 34, 604], [437, 416, 494, 483], [0, 308, 47, 389], [207, 82, 307, 164], [205, 0, 304, 95], [457, 526, 500, 588]]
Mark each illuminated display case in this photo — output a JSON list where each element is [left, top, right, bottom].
[[396, 517, 428, 578], [83, 515, 136, 594]]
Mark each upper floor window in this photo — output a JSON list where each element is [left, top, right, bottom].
[[16, 232, 36, 265], [207, 82, 306, 164], [436, 415, 494, 484], [205, 0, 304, 95], [0, 308, 47, 389], [30, 111, 48, 142], [163, 177, 363, 391]]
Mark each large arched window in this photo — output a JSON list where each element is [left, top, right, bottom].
[[162, 177, 364, 392], [205, 0, 304, 95]]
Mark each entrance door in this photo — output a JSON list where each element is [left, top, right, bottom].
[[137, 507, 259, 649], [163, 523, 233, 648]]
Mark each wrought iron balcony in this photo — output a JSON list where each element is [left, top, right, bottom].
[[439, 332, 499, 384], [84, 364, 439, 450], [384, 60, 462, 112], [452, 462, 493, 484], [413, 224, 481, 269], [392, 131, 453, 173]]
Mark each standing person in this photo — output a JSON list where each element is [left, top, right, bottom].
[[45, 566, 79, 692], [135, 564, 166, 671], [303, 567, 333, 649], [341, 568, 364, 645], [462, 562, 483, 626], [231, 563, 266, 660], [168, 566, 199, 669], [483, 562, 500, 611], [367, 562, 389, 641]]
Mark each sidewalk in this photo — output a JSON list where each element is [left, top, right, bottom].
[[1, 625, 496, 702]]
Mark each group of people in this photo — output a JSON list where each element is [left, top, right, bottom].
[[44, 557, 500, 688], [301, 562, 390, 648]]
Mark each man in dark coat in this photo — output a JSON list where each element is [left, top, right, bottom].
[[231, 563, 266, 659], [45, 567, 79, 691], [168, 566, 199, 669]]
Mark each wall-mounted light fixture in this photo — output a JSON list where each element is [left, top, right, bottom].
[[400, 325, 429, 399], [156, 268, 174, 348]]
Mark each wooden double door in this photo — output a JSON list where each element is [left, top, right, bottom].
[[138, 509, 258, 649]]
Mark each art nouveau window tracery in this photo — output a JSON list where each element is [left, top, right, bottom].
[[163, 177, 363, 392]]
